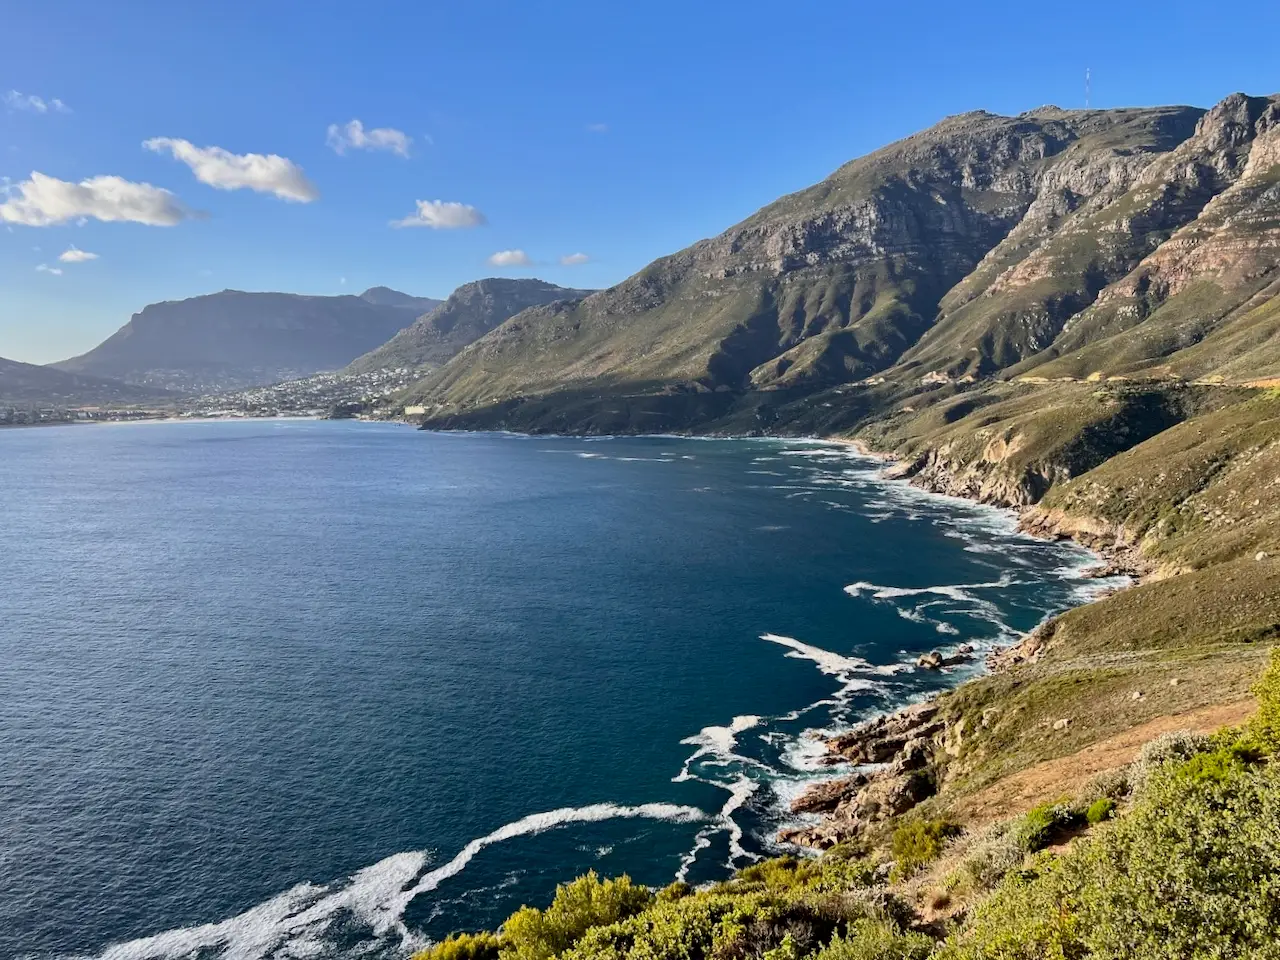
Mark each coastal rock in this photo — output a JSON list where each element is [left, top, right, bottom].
[[790, 773, 868, 814], [917, 651, 944, 670], [890, 737, 933, 774], [850, 769, 936, 821], [827, 702, 942, 764]]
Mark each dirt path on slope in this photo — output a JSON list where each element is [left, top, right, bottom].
[[954, 699, 1256, 824]]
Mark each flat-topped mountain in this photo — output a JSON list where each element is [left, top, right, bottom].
[[52, 288, 438, 394], [405, 92, 1280, 431], [0, 355, 171, 406], [345, 278, 594, 375]]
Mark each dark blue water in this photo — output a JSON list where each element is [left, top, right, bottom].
[[0, 421, 1113, 959]]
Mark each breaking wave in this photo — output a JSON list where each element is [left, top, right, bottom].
[[86, 805, 706, 960]]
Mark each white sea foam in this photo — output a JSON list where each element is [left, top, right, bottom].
[[843, 576, 1023, 639], [760, 633, 899, 682], [673, 715, 765, 783], [676, 776, 759, 880], [89, 804, 705, 960]]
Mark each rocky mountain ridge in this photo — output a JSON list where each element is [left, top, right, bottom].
[[345, 278, 593, 376], [404, 92, 1280, 432]]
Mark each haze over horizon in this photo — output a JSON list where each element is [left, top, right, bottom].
[[3, 0, 1278, 364]]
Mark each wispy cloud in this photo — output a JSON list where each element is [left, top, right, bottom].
[[58, 245, 99, 263], [585, 123, 609, 134], [144, 138, 318, 202], [488, 249, 532, 267], [326, 119, 412, 158], [0, 171, 190, 226], [35, 263, 63, 275], [560, 252, 591, 266], [5, 91, 70, 114], [392, 199, 485, 229]]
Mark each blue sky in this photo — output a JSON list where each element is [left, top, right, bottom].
[[3, 0, 1278, 364]]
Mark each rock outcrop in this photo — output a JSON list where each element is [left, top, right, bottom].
[[781, 703, 950, 849]]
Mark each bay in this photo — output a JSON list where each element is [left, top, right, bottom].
[[0, 420, 1111, 958]]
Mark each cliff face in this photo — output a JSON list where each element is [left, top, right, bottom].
[[345, 279, 593, 376], [53, 289, 431, 394], [406, 93, 1280, 432]]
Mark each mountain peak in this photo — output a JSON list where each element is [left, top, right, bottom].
[[358, 286, 441, 311], [344, 278, 595, 376]]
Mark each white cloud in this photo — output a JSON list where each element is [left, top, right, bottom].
[[143, 137, 318, 202], [5, 91, 71, 114], [560, 252, 591, 266], [0, 171, 190, 226], [488, 249, 532, 267], [392, 199, 485, 229], [326, 119, 412, 158], [586, 123, 609, 134], [58, 245, 98, 263], [35, 263, 63, 275]]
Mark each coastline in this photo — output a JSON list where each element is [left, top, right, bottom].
[[776, 431, 1146, 849]]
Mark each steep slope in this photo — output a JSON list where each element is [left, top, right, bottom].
[[0, 356, 170, 406], [407, 104, 1204, 417], [346, 279, 592, 375], [53, 289, 431, 393], [1009, 93, 1280, 381]]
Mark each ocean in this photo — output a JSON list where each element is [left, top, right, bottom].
[[0, 420, 1114, 959]]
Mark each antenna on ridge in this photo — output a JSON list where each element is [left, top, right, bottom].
[[1085, 67, 1092, 109]]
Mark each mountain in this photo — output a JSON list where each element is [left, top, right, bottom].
[[52, 288, 436, 394], [0, 355, 170, 406], [358, 286, 443, 313], [404, 92, 1280, 433], [345, 278, 593, 375]]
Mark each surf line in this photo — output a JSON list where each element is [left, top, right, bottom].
[[89, 804, 707, 960]]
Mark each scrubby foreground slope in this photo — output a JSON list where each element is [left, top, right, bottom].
[[406, 92, 1279, 433]]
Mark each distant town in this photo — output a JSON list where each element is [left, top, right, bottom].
[[0, 366, 420, 428]]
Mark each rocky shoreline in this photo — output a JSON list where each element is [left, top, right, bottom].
[[778, 435, 1149, 850]]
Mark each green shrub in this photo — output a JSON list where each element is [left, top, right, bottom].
[[939, 741, 1280, 959], [1084, 797, 1115, 824], [412, 932, 502, 960], [562, 889, 821, 960], [502, 871, 652, 960], [656, 880, 692, 902], [1078, 766, 1130, 806], [811, 919, 934, 960], [1129, 730, 1212, 794], [735, 856, 814, 890], [1250, 646, 1280, 750], [1011, 801, 1076, 853], [950, 822, 1024, 890], [890, 818, 961, 879]]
